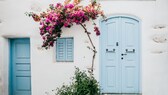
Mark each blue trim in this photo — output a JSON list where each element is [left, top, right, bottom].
[[99, 14, 142, 94], [9, 39, 13, 95], [138, 16, 142, 93]]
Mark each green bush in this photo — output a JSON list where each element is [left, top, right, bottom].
[[55, 67, 100, 95]]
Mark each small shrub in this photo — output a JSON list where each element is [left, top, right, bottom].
[[55, 67, 100, 95]]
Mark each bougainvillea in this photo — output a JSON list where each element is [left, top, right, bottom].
[[26, 0, 105, 49]]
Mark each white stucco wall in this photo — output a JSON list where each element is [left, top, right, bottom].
[[0, 0, 168, 95]]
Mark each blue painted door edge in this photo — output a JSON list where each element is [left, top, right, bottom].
[[9, 39, 13, 95]]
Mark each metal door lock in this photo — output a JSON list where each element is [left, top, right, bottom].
[[116, 42, 119, 46], [121, 53, 127, 56]]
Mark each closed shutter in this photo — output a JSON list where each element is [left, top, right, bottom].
[[56, 38, 74, 62], [56, 38, 66, 61], [65, 38, 74, 61]]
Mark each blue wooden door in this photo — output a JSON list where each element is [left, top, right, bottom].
[[10, 38, 31, 95], [100, 16, 140, 93]]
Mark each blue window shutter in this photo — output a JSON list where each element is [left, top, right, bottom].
[[56, 37, 74, 62], [65, 38, 74, 61], [56, 38, 66, 61]]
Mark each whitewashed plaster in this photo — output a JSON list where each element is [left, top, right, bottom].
[[0, 0, 168, 95]]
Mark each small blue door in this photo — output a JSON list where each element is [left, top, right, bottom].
[[10, 38, 31, 95], [100, 16, 140, 93]]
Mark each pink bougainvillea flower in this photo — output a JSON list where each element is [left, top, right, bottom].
[[55, 3, 63, 9], [27, 0, 105, 49], [96, 31, 100, 36], [94, 26, 100, 36], [65, 4, 74, 9]]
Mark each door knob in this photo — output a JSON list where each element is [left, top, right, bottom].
[[121, 53, 127, 56]]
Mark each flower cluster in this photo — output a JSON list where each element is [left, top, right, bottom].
[[27, 0, 105, 49]]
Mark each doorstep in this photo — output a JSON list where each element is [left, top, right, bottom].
[[102, 94, 142, 95]]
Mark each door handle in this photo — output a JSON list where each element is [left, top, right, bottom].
[[106, 49, 115, 53], [125, 49, 135, 53], [121, 53, 127, 56]]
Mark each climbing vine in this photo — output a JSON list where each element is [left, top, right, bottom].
[[26, 0, 105, 72]]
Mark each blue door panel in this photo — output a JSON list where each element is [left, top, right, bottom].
[[101, 17, 120, 93], [16, 64, 30, 71], [15, 43, 30, 58], [10, 38, 31, 95], [121, 17, 139, 93], [101, 16, 140, 93], [16, 77, 31, 90]]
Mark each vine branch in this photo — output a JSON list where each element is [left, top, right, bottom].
[[80, 23, 97, 73]]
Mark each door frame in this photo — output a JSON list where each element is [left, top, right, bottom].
[[99, 14, 142, 94], [9, 38, 31, 95]]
